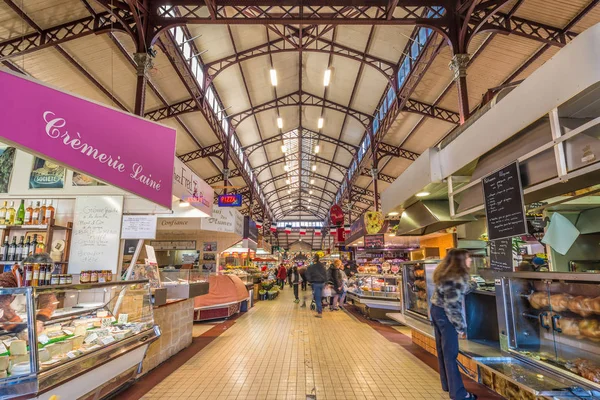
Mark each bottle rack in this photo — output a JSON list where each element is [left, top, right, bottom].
[[0, 218, 73, 273]]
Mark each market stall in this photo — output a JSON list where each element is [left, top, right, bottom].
[[193, 274, 250, 321]]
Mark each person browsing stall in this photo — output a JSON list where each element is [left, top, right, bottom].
[[304, 254, 327, 318]]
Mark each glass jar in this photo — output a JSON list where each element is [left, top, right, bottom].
[[66, 274, 72, 285], [50, 274, 60, 285], [59, 275, 67, 285], [80, 270, 91, 283], [105, 270, 112, 282], [90, 270, 98, 283]]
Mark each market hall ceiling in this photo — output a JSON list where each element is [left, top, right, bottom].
[[0, 0, 598, 232]]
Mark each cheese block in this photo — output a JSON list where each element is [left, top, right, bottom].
[[60, 340, 73, 354], [9, 340, 26, 356], [71, 336, 84, 350], [0, 356, 8, 370], [74, 325, 87, 337], [38, 348, 51, 362], [96, 311, 108, 318], [11, 354, 29, 364], [45, 343, 61, 357], [10, 362, 30, 375], [0, 370, 6, 378]]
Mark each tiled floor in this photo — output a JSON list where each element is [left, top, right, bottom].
[[141, 288, 455, 400]]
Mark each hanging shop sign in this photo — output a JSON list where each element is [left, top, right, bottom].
[[200, 206, 244, 236], [121, 215, 158, 240], [69, 196, 123, 274], [157, 217, 202, 231], [217, 193, 243, 207], [364, 211, 384, 234], [173, 158, 214, 217], [482, 162, 528, 240], [489, 238, 514, 272], [0, 71, 176, 208], [345, 212, 390, 245], [365, 234, 385, 249], [329, 204, 344, 226], [244, 216, 259, 243]]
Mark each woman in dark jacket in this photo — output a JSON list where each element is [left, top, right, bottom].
[[327, 262, 343, 311], [430, 249, 478, 400], [288, 265, 301, 303]]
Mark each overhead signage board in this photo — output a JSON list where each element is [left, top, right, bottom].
[[489, 238, 513, 272], [0, 71, 176, 208], [244, 216, 259, 243], [201, 206, 244, 236], [482, 162, 528, 240], [157, 217, 202, 231], [173, 158, 214, 217], [217, 194, 243, 207], [121, 215, 158, 239], [365, 234, 385, 249]]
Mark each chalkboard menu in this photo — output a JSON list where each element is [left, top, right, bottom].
[[489, 238, 513, 272], [483, 162, 527, 240], [365, 234, 385, 249]]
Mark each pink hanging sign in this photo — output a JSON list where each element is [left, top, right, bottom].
[[0, 71, 176, 208]]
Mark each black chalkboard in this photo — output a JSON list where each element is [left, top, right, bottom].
[[489, 238, 513, 272], [482, 162, 527, 240]]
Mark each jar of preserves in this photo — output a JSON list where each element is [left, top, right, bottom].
[[80, 270, 91, 283], [105, 270, 112, 282], [50, 274, 60, 285], [59, 275, 67, 285], [66, 275, 72, 285], [23, 263, 33, 286], [90, 270, 98, 283]]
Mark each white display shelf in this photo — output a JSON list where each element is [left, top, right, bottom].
[[0, 224, 49, 230]]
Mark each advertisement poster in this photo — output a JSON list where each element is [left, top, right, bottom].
[[29, 157, 65, 189], [72, 171, 105, 186], [203, 242, 217, 252], [0, 146, 16, 193]]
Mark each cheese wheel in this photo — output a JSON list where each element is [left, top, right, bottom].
[[9, 340, 26, 356]]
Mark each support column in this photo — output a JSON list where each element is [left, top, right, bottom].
[[133, 52, 153, 116], [371, 167, 379, 212], [449, 53, 470, 125]]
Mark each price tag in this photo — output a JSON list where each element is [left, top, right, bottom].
[[101, 318, 113, 328], [118, 314, 128, 324], [101, 336, 115, 346], [0, 343, 7, 354], [38, 335, 49, 345], [84, 333, 98, 344], [66, 351, 78, 359]]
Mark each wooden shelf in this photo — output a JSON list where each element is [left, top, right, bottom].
[[0, 224, 71, 231]]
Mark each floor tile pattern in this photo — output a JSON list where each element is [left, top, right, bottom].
[[142, 288, 450, 400]]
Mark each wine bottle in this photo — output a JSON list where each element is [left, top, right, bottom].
[[32, 201, 41, 225], [7, 237, 17, 261], [22, 236, 31, 260], [16, 236, 24, 262], [24, 201, 33, 225], [31, 234, 38, 256], [44, 200, 55, 225], [6, 201, 15, 225], [15, 200, 25, 225], [0, 201, 6, 225], [0, 238, 8, 261], [39, 200, 47, 225]]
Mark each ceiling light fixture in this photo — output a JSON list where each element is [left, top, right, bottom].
[[308, 198, 312, 202], [318, 117, 324, 129], [309, 190, 313, 195], [312, 165, 317, 171], [281, 144, 287, 153], [179, 201, 190, 207], [314, 144, 320, 154], [270, 69, 277, 86], [323, 69, 331, 87], [416, 191, 430, 197], [388, 211, 399, 216], [277, 117, 283, 129], [310, 179, 315, 185], [289, 199, 292, 203], [287, 189, 291, 194], [286, 179, 290, 184], [284, 164, 289, 171]]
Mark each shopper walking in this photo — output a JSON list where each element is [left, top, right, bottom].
[[277, 264, 287, 289], [327, 261, 343, 311], [304, 254, 327, 318], [288, 265, 301, 303], [430, 249, 478, 400], [299, 265, 308, 291], [336, 259, 348, 308]]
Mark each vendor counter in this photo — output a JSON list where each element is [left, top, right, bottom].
[[141, 299, 194, 374]]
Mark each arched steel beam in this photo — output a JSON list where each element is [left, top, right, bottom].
[[254, 154, 347, 177], [272, 192, 330, 210], [259, 169, 342, 191], [244, 129, 357, 157], [264, 184, 336, 203], [277, 206, 327, 221], [230, 91, 372, 129], [272, 201, 329, 219]]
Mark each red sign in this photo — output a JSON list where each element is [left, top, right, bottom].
[[329, 204, 344, 225]]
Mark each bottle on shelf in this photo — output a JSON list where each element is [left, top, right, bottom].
[[44, 200, 55, 225], [32, 201, 41, 225], [30, 234, 38, 257], [15, 200, 25, 225], [39, 200, 47, 225], [0, 201, 6, 225], [22, 236, 30, 260], [24, 201, 33, 225], [5, 202, 15, 226], [16, 236, 24, 262], [7, 237, 16, 261], [38, 264, 46, 286], [0, 238, 8, 261]]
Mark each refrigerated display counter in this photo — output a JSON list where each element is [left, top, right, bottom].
[[0, 280, 159, 400], [347, 273, 402, 319], [158, 269, 210, 300]]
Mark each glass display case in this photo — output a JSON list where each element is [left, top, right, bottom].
[[350, 274, 401, 299], [159, 268, 210, 299], [402, 260, 438, 322], [0, 280, 159, 399], [494, 271, 600, 393], [222, 270, 251, 284]]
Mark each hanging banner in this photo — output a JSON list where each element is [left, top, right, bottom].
[[173, 158, 214, 217], [0, 71, 176, 208], [243, 216, 259, 243], [329, 204, 344, 226], [200, 206, 244, 235]]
